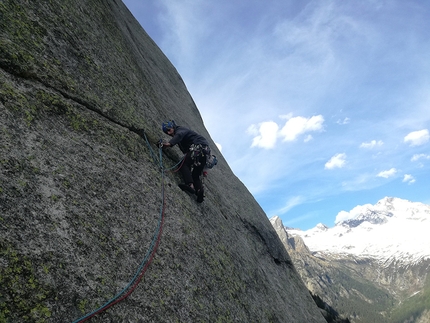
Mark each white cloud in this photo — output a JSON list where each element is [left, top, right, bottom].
[[335, 204, 373, 223], [248, 115, 324, 148], [279, 115, 324, 142], [402, 174, 415, 184], [248, 121, 279, 149], [274, 196, 305, 215], [377, 168, 397, 178], [280, 113, 294, 120], [337, 117, 350, 125], [341, 173, 386, 192], [325, 153, 346, 169], [360, 140, 383, 149], [411, 154, 430, 162], [404, 129, 429, 146], [125, 0, 430, 232], [159, 0, 207, 60], [304, 134, 313, 142]]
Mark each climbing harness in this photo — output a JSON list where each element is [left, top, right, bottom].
[[189, 144, 210, 166], [72, 132, 167, 323], [188, 144, 217, 170]]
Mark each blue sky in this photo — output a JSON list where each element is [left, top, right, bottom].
[[123, 0, 430, 230]]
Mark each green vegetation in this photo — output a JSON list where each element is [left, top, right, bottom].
[[0, 0, 156, 130], [317, 265, 395, 323], [389, 275, 430, 323], [1, 0, 330, 321], [0, 243, 52, 322], [77, 299, 88, 314]]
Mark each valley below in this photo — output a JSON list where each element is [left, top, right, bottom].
[[271, 197, 430, 323]]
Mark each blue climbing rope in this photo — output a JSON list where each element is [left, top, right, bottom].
[[71, 132, 167, 322]]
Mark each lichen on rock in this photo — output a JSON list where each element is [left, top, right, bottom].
[[0, 1, 326, 322]]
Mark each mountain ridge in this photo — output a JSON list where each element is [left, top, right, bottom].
[[287, 197, 430, 265], [271, 197, 430, 323]]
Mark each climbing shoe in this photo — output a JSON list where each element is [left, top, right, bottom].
[[196, 188, 204, 203], [178, 183, 195, 194]]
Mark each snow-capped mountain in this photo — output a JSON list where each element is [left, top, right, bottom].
[[272, 197, 430, 323], [287, 197, 430, 264]]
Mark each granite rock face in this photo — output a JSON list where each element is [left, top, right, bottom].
[[0, 1, 326, 322]]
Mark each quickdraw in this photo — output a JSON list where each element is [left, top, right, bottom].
[[189, 144, 210, 166]]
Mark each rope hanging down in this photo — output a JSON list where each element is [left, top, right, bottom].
[[72, 132, 167, 323]]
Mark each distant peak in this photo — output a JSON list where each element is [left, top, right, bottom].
[[376, 196, 396, 209], [315, 223, 328, 231], [269, 216, 283, 229], [287, 197, 430, 265], [270, 215, 281, 222]]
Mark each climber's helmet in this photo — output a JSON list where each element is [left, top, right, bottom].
[[162, 120, 176, 134]]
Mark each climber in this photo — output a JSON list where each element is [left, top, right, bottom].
[[161, 120, 210, 203]]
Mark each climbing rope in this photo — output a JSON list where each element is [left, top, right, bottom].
[[72, 131, 167, 323], [144, 134, 185, 172], [168, 152, 187, 172]]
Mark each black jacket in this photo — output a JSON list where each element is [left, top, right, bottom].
[[169, 126, 209, 154]]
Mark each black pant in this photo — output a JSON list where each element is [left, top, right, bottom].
[[180, 153, 206, 192]]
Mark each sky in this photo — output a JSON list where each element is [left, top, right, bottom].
[[122, 0, 430, 230]]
